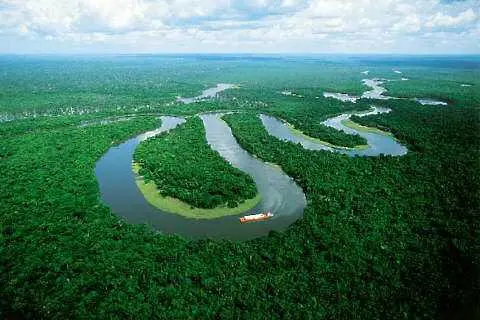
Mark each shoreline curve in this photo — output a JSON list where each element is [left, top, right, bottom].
[[132, 162, 262, 220]]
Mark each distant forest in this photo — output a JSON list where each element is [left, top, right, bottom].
[[1, 56, 478, 319]]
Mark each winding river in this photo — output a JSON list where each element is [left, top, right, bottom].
[[177, 83, 236, 104], [96, 114, 306, 240], [261, 107, 407, 157], [324, 78, 447, 105], [95, 80, 413, 240]]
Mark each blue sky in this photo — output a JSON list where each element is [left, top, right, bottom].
[[0, 0, 478, 54]]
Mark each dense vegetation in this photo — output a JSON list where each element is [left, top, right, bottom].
[[223, 98, 479, 319], [223, 81, 373, 147], [265, 98, 372, 147], [0, 55, 478, 319], [134, 116, 257, 209]]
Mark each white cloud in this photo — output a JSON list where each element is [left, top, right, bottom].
[[425, 8, 478, 28], [305, 0, 352, 18], [392, 14, 422, 33], [77, 0, 146, 30], [281, 0, 302, 8], [0, 0, 478, 53]]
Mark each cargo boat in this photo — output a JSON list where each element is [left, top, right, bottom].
[[240, 211, 273, 223]]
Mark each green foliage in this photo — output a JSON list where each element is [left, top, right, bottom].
[[0, 56, 479, 319], [223, 97, 479, 319], [385, 69, 480, 107], [0, 116, 82, 138], [264, 98, 372, 147], [134, 116, 258, 209]]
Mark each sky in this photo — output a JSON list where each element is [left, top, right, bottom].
[[0, 0, 478, 54]]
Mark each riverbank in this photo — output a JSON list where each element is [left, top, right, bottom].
[[341, 118, 393, 136], [132, 163, 262, 219], [284, 119, 369, 150], [262, 109, 407, 156]]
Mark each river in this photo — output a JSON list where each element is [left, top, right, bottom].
[[96, 114, 306, 240], [323, 77, 447, 105], [177, 83, 236, 104], [261, 107, 407, 157], [96, 82, 410, 240]]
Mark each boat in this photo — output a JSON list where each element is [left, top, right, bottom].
[[240, 211, 273, 223]]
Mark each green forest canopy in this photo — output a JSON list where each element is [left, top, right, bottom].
[[134, 116, 258, 210], [0, 55, 479, 319]]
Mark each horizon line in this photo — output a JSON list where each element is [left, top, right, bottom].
[[0, 52, 479, 57]]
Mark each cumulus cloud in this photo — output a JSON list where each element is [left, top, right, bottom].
[[392, 14, 422, 33], [0, 0, 478, 53], [425, 8, 477, 28]]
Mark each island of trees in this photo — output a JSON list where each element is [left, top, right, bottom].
[[133, 116, 259, 215]]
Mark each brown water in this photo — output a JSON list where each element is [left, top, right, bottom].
[[95, 114, 306, 241]]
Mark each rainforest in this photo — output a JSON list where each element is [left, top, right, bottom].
[[0, 54, 479, 319], [133, 116, 259, 214]]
